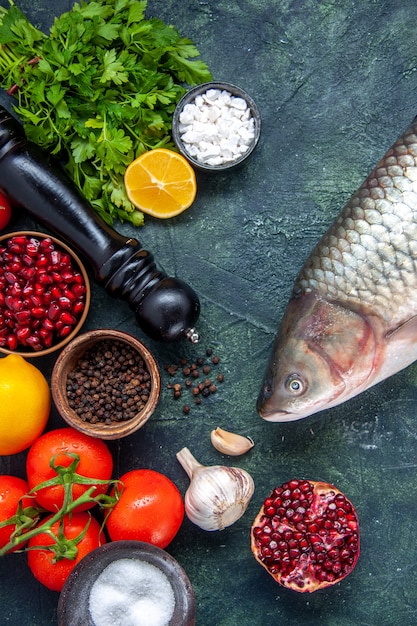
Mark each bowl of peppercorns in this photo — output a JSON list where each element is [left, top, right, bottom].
[[0, 231, 90, 357], [51, 329, 161, 440]]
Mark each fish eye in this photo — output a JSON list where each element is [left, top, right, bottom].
[[285, 373, 306, 396]]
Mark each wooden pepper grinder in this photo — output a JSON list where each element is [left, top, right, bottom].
[[0, 105, 200, 342]]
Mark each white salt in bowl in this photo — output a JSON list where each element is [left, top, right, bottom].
[[172, 81, 261, 173], [57, 541, 196, 626]]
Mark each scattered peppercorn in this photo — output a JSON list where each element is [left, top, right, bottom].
[[164, 349, 224, 413], [66, 339, 151, 424]]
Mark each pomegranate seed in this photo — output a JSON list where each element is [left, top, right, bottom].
[[15, 310, 32, 324], [58, 296, 72, 310], [31, 307, 47, 319], [42, 318, 55, 331], [4, 271, 17, 284], [38, 273, 54, 286], [16, 327, 31, 343], [28, 338, 42, 351], [57, 324, 72, 338], [50, 250, 61, 265], [72, 284, 86, 297], [6, 334, 18, 350], [61, 271, 74, 282], [59, 311, 77, 325], [47, 303, 61, 320], [62, 288, 76, 302]]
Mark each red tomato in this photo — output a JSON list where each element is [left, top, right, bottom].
[[27, 512, 104, 591], [0, 475, 32, 552], [106, 469, 184, 549], [0, 190, 12, 230], [26, 428, 113, 512]]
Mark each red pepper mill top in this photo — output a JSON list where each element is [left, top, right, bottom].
[[0, 105, 200, 343]]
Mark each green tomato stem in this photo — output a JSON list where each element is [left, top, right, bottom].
[[0, 453, 121, 558]]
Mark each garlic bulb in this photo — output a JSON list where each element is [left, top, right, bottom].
[[176, 447, 255, 531], [210, 427, 254, 456]]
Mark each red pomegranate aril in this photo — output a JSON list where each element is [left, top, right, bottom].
[[16, 327, 31, 343], [42, 318, 55, 331], [0, 234, 87, 352], [53, 285, 64, 299], [57, 324, 72, 338], [6, 334, 18, 350], [72, 284, 86, 297], [26, 335, 42, 350], [15, 310, 31, 324], [251, 479, 360, 593], [59, 311, 76, 325], [38, 273, 54, 286], [62, 288, 76, 302], [31, 306, 47, 319], [47, 303, 61, 320], [73, 273, 84, 284], [58, 296, 72, 310], [50, 250, 61, 265], [4, 271, 17, 284]]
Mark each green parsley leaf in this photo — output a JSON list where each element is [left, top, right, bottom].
[[0, 0, 212, 226]]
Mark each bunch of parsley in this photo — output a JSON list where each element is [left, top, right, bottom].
[[0, 0, 212, 226]]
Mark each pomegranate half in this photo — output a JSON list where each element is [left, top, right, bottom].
[[251, 479, 360, 592]]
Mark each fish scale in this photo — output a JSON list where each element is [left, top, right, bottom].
[[296, 120, 417, 328], [257, 117, 417, 422]]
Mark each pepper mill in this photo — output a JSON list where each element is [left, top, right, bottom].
[[0, 105, 200, 342]]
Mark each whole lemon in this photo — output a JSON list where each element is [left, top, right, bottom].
[[0, 355, 50, 455]]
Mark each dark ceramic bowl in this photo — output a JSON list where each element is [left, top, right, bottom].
[[0, 230, 90, 358], [57, 540, 196, 626], [51, 329, 161, 440], [172, 81, 261, 172]]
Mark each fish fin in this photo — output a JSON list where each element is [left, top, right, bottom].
[[373, 315, 417, 383], [299, 297, 377, 382], [386, 314, 417, 341]]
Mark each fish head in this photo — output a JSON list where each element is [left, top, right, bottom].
[[257, 291, 377, 421]]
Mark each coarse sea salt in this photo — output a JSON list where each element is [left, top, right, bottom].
[[178, 88, 256, 166], [88, 558, 175, 626]]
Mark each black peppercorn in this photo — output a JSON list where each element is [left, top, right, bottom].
[[66, 339, 151, 424]]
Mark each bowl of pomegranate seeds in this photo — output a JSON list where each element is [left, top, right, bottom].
[[0, 231, 90, 357], [51, 329, 161, 440]]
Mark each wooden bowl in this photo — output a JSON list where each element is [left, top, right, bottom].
[[57, 541, 196, 626], [51, 329, 161, 439], [0, 230, 90, 358]]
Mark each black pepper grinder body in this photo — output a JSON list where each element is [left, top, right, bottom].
[[0, 105, 200, 342]]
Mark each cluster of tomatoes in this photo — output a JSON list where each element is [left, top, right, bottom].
[[0, 427, 184, 592]]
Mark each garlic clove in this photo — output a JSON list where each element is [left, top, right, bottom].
[[176, 447, 255, 531], [210, 427, 254, 456]]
